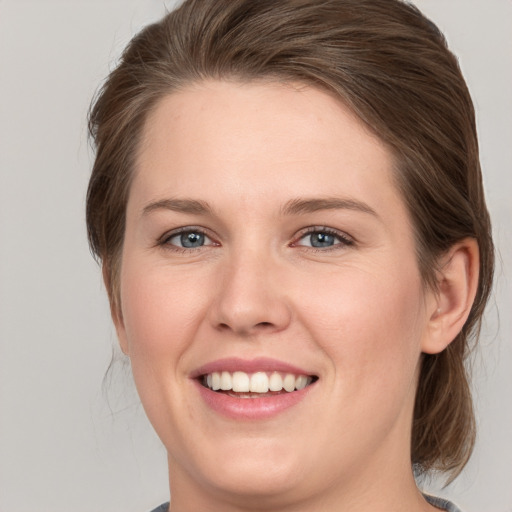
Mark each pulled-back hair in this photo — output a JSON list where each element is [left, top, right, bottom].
[[87, 0, 494, 480]]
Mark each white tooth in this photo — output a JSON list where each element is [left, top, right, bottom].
[[283, 374, 296, 392], [269, 372, 283, 392], [220, 371, 232, 391], [206, 374, 212, 388], [295, 375, 308, 390], [250, 372, 269, 393], [232, 371, 250, 392], [211, 372, 221, 391]]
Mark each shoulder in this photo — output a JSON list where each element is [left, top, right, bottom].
[[423, 493, 464, 512], [148, 503, 170, 512]]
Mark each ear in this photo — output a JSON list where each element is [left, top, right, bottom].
[[102, 264, 130, 355], [421, 238, 480, 355]]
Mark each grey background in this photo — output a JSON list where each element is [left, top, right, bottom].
[[0, 1, 510, 511]]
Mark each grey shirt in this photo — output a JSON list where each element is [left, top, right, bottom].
[[424, 493, 464, 511], [149, 504, 169, 512]]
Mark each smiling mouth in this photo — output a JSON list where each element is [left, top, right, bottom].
[[201, 371, 318, 398]]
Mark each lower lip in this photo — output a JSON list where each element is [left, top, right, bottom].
[[193, 380, 315, 420]]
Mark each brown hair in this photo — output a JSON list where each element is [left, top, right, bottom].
[[87, 0, 494, 480]]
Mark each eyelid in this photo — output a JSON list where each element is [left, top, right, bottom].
[[158, 226, 218, 249], [291, 226, 354, 249]]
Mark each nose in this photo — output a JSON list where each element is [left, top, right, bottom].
[[208, 249, 292, 337]]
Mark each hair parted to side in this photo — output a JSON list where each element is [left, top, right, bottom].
[[87, 0, 494, 481]]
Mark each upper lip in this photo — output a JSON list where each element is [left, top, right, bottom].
[[190, 357, 316, 379]]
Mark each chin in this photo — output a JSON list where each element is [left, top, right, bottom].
[[177, 438, 309, 503], [207, 467, 306, 508]]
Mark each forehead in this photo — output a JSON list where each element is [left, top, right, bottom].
[[131, 80, 405, 225]]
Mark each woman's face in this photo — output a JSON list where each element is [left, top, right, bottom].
[[116, 81, 437, 506]]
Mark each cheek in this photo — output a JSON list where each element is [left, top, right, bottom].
[[117, 257, 215, 437], [118, 257, 211, 361], [293, 261, 426, 460], [297, 260, 425, 386]]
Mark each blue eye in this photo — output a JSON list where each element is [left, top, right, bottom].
[[307, 232, 336, 248], [180, 232, 205, 248], [296, 229, 352, 249], [165, 230, 212, 249]]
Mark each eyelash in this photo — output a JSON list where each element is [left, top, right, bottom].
[[158, 226, 354, 253], [158, 226, 217, 254], [292, 226, 354, 252]]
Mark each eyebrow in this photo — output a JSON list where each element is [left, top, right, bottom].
[[281, 197, 378, 218], [142, 198, 213, 217]]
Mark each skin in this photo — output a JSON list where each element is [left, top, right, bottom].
[[113, 81, 478, 512]]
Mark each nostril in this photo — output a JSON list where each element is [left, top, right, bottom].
[[256, 322, 273, 328]]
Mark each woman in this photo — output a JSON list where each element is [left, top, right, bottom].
[[86, 1, 494, 511]]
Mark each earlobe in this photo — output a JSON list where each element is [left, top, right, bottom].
[[421, 238, 480, 355], [102, 264, 130, 356]]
